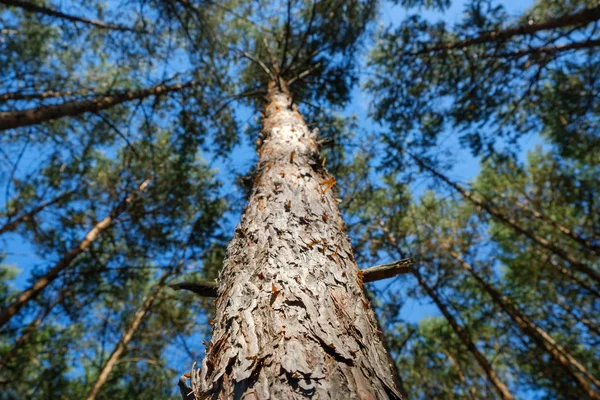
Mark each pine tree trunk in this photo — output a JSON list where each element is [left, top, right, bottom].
[[510, 197, 600, 255], [192, 81, 402, 399], [411, 269, 514, 400], [417, 5, 600, 53], [449, 251, 600, 399]]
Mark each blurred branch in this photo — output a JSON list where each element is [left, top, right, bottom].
[[0, 0, 145, 33], [411, 5, 600, 55]]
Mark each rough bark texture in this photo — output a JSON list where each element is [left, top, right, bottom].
[[193, 81, 402, 399], [170, 259, 412, 298], [0, 179, 150, 328], [449, 251, 600, 399]]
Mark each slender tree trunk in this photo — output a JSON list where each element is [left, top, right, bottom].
[[449, 251, 600, 399], [85, 269, 172, 400], [190, 80, 401, 399], [0, 0, 139, 32], [0, 189, 75, 235], [0, 82, 197, 131], [534, 248, 600, 299], [411, 269, 514, 400], [487, 38, 600, 60], [439, 346, 479, 400], [410, 154, 600, 285], [414, 5, 600, 54], [0, 179, 150, 328]]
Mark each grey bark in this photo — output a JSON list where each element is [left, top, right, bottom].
[[170, 258, 413, 298], [189, 80, 402, 399]]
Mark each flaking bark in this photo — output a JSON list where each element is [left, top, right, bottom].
[[192, 81, 402, 399], [170, 258, 413, 298]]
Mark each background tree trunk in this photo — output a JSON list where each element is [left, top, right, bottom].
[[411, 269, 514, 400], [0, 179, 150, 328], [449, 251, 600, 398]]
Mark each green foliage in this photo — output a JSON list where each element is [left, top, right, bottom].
[[368, 0, 600, 159]]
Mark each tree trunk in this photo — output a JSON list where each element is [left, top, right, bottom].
[[410, 154, 600, 285], [86, 269, 172, 400], [438, 346, 479, 400], [539, 250, 600, 299], [0, 88, 96, 102], [411, 269, 514, 400], [555, 297, 600, 337], [449, 251, 600, 399], [190, 80, 402, 399], [0, 82, 197, 131], [0, 179, 150, 328]]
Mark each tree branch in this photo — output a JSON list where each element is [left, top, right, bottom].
[[170, 258, 414, 298], [363, 258, 414, 283], [412, 5, 600, 55], [0, 0, 143, 33], [482, 37, 600, 59], [0, 80, 198, 131]]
